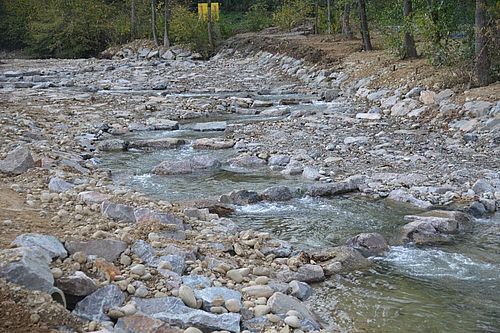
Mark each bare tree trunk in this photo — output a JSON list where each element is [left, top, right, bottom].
[[131, 0, 137, 40], [358, 0, 372, 51], [207, 0, 213, 51], [475, 0, 491, 86], [151, 0, 158, 47], [314, 0, 319, 34], [163, 0, 170, 48], [327, 0, 332, 34], [403, 0, 418, 58], [342, 3, 353, 39]]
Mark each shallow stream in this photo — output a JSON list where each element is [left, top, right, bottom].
[[100, 94, 500, 333]]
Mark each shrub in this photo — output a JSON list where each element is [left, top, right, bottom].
[[272, 0, 311, 32], [243, 0, 272, 32]]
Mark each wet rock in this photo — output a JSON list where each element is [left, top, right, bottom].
[[192, 138, 235, 149], [73, 284, 125, 322], [0, 145, 35, 175], [194, 287, 242, 311], [306, 177, 364, 197], [346, 232, 389, 257], [0, 247, 53, 292], [102, 201, 136, 223], [259, 186, 294, 202], [311, 246, 370, 275], [277, 264, 324, 283], [467, 201, 487, 217], [96, 139, 127, 152], [48, 177, 75, 193], [56, 271, 97, 296], [388, 189, 432, 209], [133, 297, 241, 332], [400, 210, 472, 244], [65, 239, 128, 262], [289, 280, 312, 301], [190, 121, 227, 132], [220, 190, 261, 205], [11, 233, 67, 259], [267, 292, 319, 326], [129, 138, 185, 150], [228, 155, 267, 169]]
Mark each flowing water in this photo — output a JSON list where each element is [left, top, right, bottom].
[[99, 95, 500, 333]]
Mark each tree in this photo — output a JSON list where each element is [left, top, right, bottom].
[[131, 0, 137, 39], [358, 0, 372, 50], [163, 0, 170, 47], [151, 0, 158, 46], [403, 0, 418, 58], [207, 0, 213, 50], [475, 0, 491, 85], [326, 0, 332, 34], [342, 2, 353, 39]]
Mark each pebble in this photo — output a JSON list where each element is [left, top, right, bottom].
[[30, 313, 40, 323], [120, 254, 132, 266], [254, 304, 271, 316], [130, 264, 146, 276], [72, 251, 87, 264], [255, 276, 269, 285], [284, 315, 301, 328], [179, 285, 198, 308], [226, 269, 243, 283], [51, 268, 63, 279], [224, 298, 241, 313], [210, 306, 227, 314], [184, 328, 203, 333]]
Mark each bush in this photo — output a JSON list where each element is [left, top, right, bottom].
[[272, 0, 311, 32], [0, 0, 33, 50], [243, 0, 272, 32]]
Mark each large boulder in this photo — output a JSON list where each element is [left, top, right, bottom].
[[0, 145, 35, 175], [96, 139, 127, 152], [259, 186, 294, 202], [129, 138, 185, 150], [311, 246, 371, 275], [194, 287, 242, 311], [152, 156, 221, 175], [48, 177, 75, 193], [260, 239, 293, 258], [190, 121, 227, 132], [11, 233, 67, 259], [101, 201, 136, 223], [387, 189, 433, 209], [399, 210, 472, 245], [65, 239, 128, 262], [133, 297, 241, 332], [73, 284, 125, 322], [192, 138, 235, 150], [220, 190, 262, 205], [306, 175, 366, 197], [346, 232, 389, 257], [267, 292, 321, 327], [115, 314, 183, 333], [276, 264, 325, 283], [0, 247, 53, 292], [56, 271, 97, 297]]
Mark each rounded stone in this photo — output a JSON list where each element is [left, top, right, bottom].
[[284, 315, 301, 328], [184, 328, 203, 333], [51, 267, 63, 279], [120, 254, 132, 266], [179, 285, 197, 308], [254, 304, 271, 317], [226, 269, 243, 283], [255, 276, 269, 285], [72, 251, 87, 264], [286, 310, 301, 318], [210, 306, 227, 314], [130, 264, 146, 276], [224, 298, 241, 313]]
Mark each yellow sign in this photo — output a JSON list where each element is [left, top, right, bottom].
[[198, 3, 220, 21]]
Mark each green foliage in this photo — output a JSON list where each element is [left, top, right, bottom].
[[0, 0, 33, 50], [272, 0, 311, 32], [242, 0, 272, 32]]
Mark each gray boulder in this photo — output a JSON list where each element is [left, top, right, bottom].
[[133, 297, 241, 332], [260, 239, 293, 258], [311, 246, 371, 275], [388, 189, 433, 209], [277, 264, 325, 283], [129, 138, 185, 150], [65, 239, 127, 262], [259, 186, 294, 202], [190, 121, 227, 132], [302, 166, 321, 180], [220, 190, 261, 205], [11, 233, 67, 259], [145, 118, 179, 130], [73, 284, 124, 322], [56, 271, 97, 296], [400, 210, 472, 244], [182, 275, 212, 290], [194, 287, 242, 311], [96, 139, 127, 152], [0, 247, 53, 292], [346, 232, 389, 257], [101, 201, 136, 223], [48, 177, 75, 193], [268, 154, 291, 166], [289, 280, 312, 301], [115, 314, 182, 333], [267, 292, 320, 326], [0, 145, 35, 175], [472, 178, 495, 195]]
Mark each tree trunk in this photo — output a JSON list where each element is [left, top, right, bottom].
[[207, 0, 213, 51], [342, 3, 353, 39], [327, 0, 332, 34], [403, 0, 418, 58], [131, 0, 136, 40], [314, 0, 319, 34], [163, 0, 170, 48], [151, 0, 158, 47], [475, 0, 491, 86], [358, 0, 372, 51]]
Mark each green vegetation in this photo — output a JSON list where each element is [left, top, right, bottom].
[[0, 0, 497, 85]]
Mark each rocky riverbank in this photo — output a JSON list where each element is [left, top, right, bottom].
[[0, 37, 498, 333]]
